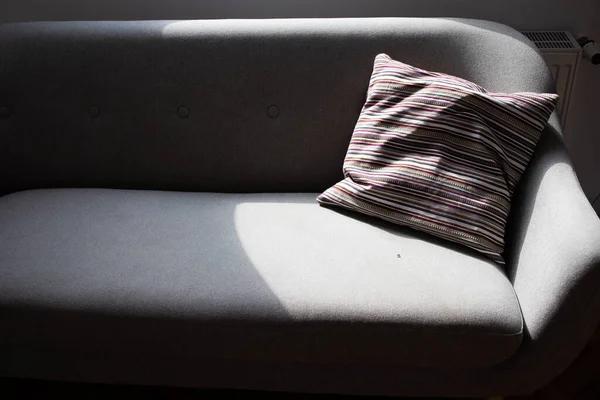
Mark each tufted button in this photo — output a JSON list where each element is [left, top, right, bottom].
[[267, 105, 280, 119], [0, 105, 10, 119], [88, 105, 101, 118], [178, 105, 190, 119]]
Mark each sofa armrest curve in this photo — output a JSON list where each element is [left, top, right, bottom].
[[503, 113, 600, 385]]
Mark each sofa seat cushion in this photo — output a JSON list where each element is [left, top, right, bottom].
[[0, 189, 523, 367]]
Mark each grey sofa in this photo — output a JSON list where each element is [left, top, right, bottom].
[[1, 17, 599, 398]]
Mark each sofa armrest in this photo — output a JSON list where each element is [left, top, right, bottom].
[[504, 113, 600, 385]]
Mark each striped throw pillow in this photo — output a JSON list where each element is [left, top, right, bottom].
[[318, 54, 558, 263]]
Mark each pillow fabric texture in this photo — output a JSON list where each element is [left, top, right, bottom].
[[318, 54, 558, 263]]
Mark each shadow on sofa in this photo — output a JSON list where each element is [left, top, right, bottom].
[[1, 17, 599, 399]]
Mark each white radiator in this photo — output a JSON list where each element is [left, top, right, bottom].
[[521, 31, 581, 130]]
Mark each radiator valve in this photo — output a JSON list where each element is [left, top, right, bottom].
[[578, 37, 600, 65]]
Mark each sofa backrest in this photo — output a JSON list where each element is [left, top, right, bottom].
[[0, 18, 553, 194]]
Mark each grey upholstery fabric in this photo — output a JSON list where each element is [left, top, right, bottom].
[[0, 18, 548, 195], [500, 113, 600, 388], [0, 189, 522, 367], [1, 17, 599, 397]]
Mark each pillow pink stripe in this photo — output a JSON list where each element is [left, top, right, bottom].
[[318, 54, 558, 263]]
